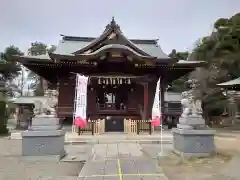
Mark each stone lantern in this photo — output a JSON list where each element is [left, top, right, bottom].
[[218, 77, 240, 124]]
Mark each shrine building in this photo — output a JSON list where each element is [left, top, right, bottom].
[[14, 18, 206, 134]]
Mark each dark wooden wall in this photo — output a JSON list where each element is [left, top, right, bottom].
[[57, 76, 159, 121], [57, 77, 75, 119]]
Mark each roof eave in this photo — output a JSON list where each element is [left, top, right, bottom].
[[174, 60, 208, 68], [217, 78, 240, 87], [13, 55, 52, 64]]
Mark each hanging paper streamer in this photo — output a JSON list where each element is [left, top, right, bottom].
[[74, 74, 88, 128], [152, 78, 161, 126]]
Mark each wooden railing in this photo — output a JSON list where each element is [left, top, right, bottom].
[[124, 119, 154, 135], [74, 119, 105, 135]]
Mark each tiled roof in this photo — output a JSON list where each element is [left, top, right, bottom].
[[54, 36, 169, 59]]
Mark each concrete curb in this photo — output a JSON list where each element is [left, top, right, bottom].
[[215, 134, 236, 138], [9, 134, 238, 141]]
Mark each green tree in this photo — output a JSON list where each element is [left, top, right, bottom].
[[28, 42, 48, 56], [0, 46, 23, 81], [0, 45, 23, 134], [27, 42, 50, 96], [188, 13, 240, 121], [0, 46, 23, 96], [168, 49, 189, 92], [213, 13, 240, 78]]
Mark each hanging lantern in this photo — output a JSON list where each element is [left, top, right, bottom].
[[98, 78, 101, 84], [106, 78, 108, 85], [128, 78, 131, 84], [113, 78, 115, 85], [119, 78, 122, 84]]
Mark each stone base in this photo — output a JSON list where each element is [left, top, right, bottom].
[[30, 117, 60, 131], [179, 116, 205, 126], [32, 116, 59, 125], [21, 130, 66, 158], [172, 128, 216, 157]]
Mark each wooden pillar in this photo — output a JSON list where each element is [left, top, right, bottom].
[[160, 77, 165, 116], [143, 83, 148, 120]]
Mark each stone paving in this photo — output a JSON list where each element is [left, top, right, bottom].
[[78, 143, 168, 180]]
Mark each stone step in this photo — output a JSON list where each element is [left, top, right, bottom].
[[10, 132, 22, 140], [64, 139, 173, 144]]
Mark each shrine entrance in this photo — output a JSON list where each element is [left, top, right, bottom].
[[95, 79, 134, 132]]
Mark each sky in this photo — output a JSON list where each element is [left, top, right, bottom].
[[1, 0, 240, 54]]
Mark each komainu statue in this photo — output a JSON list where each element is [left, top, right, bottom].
[[33, 100, 44, 115], [180, 79, 203, 117], [33, 90, 58, 117], [45, 90, 58, 116]]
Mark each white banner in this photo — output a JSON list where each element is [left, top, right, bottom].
[[152, 78, 161, 126], [74, 74, 88, 128]]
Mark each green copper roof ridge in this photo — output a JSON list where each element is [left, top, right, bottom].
[[61, 35, 158, 45], [217, 77, 240, 86]]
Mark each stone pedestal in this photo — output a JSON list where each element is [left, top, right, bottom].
[[21, 115, 66, 159], [172, 116, 216, 157]]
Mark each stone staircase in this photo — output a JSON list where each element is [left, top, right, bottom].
[[10, 132, 22, 140]]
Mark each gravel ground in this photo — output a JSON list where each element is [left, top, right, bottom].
[[0, 138, 83, 180], [158, 152, 236, 180], [159, 139, 240, 180], [140, 139, 240, 180]]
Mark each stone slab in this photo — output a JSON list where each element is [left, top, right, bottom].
[[105, 160, 118, 174], [83, 176, 104, 180], [120, 159, 138, 174], [123, 175, 142, 180], [135, 159, 161, 174], [79, 161, 106, 176], [141, 175, 168, 180], [101, 176, 119, 180]]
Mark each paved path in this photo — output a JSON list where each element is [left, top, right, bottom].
[[78, 143, 168, 180]]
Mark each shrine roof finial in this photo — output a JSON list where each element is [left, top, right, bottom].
[[110, 16, 116, 26], [105, 16, 120, 31]]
